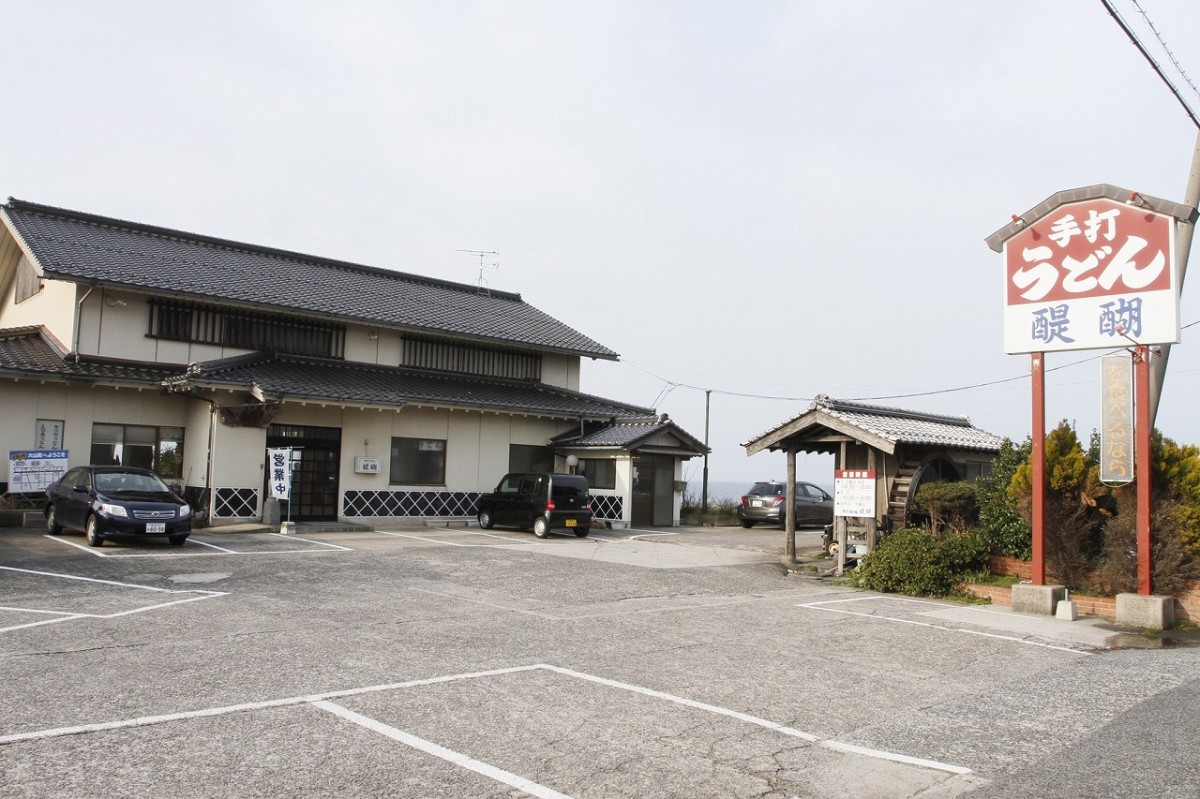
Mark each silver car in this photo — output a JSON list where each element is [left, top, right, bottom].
[[737, 480, 834, 529]]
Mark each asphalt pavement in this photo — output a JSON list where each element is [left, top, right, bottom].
[[1, 522, 1196, 798]]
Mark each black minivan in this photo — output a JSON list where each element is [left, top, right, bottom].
[[476, 472, 591, 538]]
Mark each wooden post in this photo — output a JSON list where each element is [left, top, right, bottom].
[[784, 448, 797, 566], [866, 447, 878, 551], [1136, 345, 1153, 595], [1031, 352, 1046, 586]]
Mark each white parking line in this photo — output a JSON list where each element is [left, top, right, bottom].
[[797, 595, 1087, 655], [0, 566, 227, 633], [270, 532, 353, 550], [41, 534, 350, 557], [0, 662, 972, 778], [315, 700, 575, 799], [374, 529, 552, 547]]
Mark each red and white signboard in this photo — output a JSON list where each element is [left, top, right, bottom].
[[834, 469, 876, 518], [1002, 198, 1179, 354]]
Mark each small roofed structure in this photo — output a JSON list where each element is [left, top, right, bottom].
[[553, 415, 709, 527], [743, 395, 1004, 535]]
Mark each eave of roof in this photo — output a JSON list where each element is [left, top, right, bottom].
[[1, 198, 619, 361], [744, 394, 1004, 456], [985, 183, 1199, 253], [173, 352, 654, 420], [551, 417, 710, 455], [0, 329, 652, 421]]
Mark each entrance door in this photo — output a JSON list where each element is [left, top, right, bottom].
[[632, 455, 675, 527], [266, 424, 341, 522]]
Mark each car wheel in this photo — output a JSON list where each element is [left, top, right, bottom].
[[169, 535, 188, 546], [825, 540, 839, 558], [85, 516, 104, 547], [533, 517, 549, 538], [574, 526, 590, 538], [46, 506, 64, 535], [740, 520, 754, 529], [478, 510, 494, 529]]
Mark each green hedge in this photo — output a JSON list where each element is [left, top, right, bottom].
[[851, 527, 989, 597]]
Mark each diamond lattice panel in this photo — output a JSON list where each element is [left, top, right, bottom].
[[214, 488, 259, 518]]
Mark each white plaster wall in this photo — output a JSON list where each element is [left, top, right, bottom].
[[343, 325, 401, 365], [181, 399, 214, 489], [541, 354, 580, 391], [0, 276, 76, 347], [0, 381, 191, 481], [79, 290, 250, 365], [614, 457, 634, 526], [0, 382, 54, 482], [476, 416, 514, 488], [211, 416, 268, 493]]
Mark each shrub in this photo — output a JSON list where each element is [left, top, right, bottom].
[[851, 527, 989, 597], [1151, 431, 1200, 559], [1096, 489, 1195, 596], [912, 481, 978, 532], [975, 438, 1032, 559], [1009, 421, 1109, 588]]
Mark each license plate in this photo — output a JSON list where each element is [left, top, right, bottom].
[[565, 519, 577, 527], [145, 522, 166, 533], [751, 500, 762, 507]]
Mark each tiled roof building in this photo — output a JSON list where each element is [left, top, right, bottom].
[[0, 198, 703, 528]]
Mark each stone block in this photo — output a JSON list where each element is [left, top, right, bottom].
[[1055, 600, 1078, 621], [1116, 593, 1175, 629], [1011, 583, 1066, 616]]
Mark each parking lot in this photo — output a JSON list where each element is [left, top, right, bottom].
[[2, 523, 1197, 798]]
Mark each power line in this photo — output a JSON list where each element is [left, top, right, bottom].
[[1101, 0, 1200, 129], [1130, 0, 1200, 104], [626, 319, 1200, 406]]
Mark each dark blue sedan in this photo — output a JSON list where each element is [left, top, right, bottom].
[[45, 465, 192, 547]]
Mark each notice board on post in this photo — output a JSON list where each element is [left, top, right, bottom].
[[8, 450, 69, 493], [834, 469, 876, 519]]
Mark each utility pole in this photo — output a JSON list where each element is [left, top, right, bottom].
[[1148, 130, 1200, 424], [702, 390, 711, 513]]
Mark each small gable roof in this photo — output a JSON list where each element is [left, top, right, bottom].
[[1, 198, 618, 361], [744, 394, 1004, 456], [552, 416, 709, 457]]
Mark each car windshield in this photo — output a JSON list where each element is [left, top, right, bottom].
[[95, 471, 172, 493], [745, 483, 784, 497]]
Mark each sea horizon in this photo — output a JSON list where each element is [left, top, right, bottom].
[[686, 478, 834, 503]]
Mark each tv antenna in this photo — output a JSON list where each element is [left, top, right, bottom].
[[459, 250, 499, 295]]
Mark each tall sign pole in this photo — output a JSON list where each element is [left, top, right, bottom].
[[1135, 345, 1153, 594], [1030, 352, 1046, 586], [986, 185, 1191, 598]]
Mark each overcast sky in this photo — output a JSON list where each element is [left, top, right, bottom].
[[3, 1, 1199, 489]]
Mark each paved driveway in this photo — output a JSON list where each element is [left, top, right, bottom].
[[1, 523, 1195, 798]]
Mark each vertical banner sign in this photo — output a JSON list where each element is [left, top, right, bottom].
[[1100, 354, 1134, 486], [268, 448, 292, 500], [34, 419, 65, 449], [834, 469, 876, 518], [1002, 198, 1179, 354]]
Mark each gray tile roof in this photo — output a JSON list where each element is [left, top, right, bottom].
[[2, 198, 618, 360], [178, 352, 654, 419], [0, 327, 649, 420], [816, 396, 1004, 451], [0, 327, 180, 383], [746, 394, 1004, 453], [552, 416, 708, 453]]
